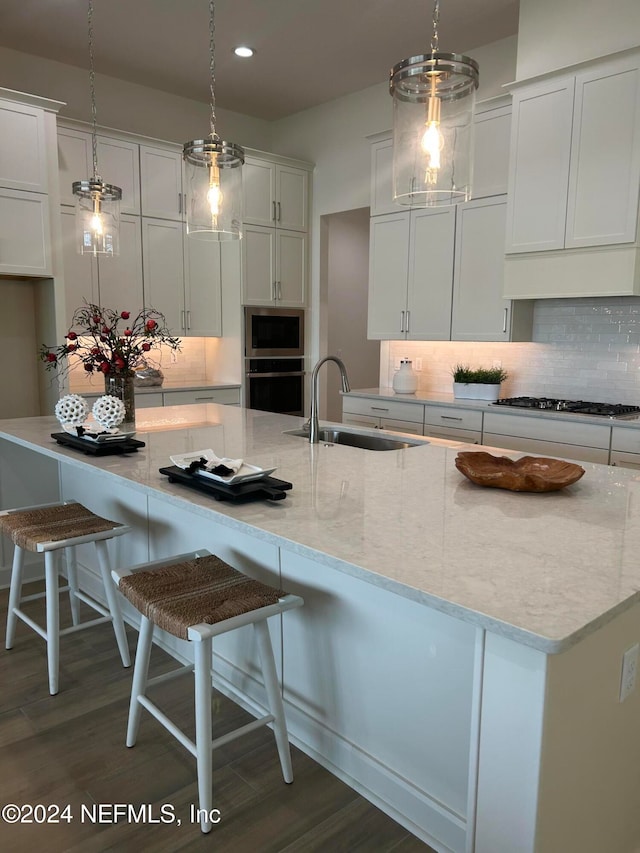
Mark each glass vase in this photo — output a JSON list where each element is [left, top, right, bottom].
[[104, 372, 136, 428]]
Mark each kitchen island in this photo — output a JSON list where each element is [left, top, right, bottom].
[[1, 404, 639, 853]]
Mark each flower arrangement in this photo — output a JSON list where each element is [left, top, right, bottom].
[[40, 303, 181, 379]]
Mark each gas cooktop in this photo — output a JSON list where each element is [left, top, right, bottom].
[[493, 397, 640, 419]]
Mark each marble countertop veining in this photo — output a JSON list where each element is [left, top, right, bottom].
[[345, 387, 640, 429], [1, 404, 639, 655]]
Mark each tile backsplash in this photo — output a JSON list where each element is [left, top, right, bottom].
[[384, 297, 640, 405]]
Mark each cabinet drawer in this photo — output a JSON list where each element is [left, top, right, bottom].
[[342, 396, 424, 424], [610, 450, 640, 469], [163, 388, 240, 406], [423, 425, 481, 444], [135, 392, 164, 409], [483, 412, 610, 449], [379, 418, 423, 436], [611, 427, 640, 454], [482, 433, 609, 464], [423, 405, 483, 432]]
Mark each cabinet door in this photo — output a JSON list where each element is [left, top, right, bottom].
[[379, 418, 423, 436], [183, 236, 222, 336], [97, 214, 144, 313], [472, 102, 511, 199], [367, 212, 410, 339], [243, 158, 276, 227], [342, 412, 380, 429], [57, 127, 92, 206], [566, 56, 640, 248], [407, 207, 455, 340], [0, 188, 51, 275], [276, 230, 307, 306], [451, 197, 511, 341], [140, 145, 183, 220], [370, 136, 396, 216], [97, 136, 140, 215], [141, 217, 185, 332], [60, 206, 98, 323], [505, 77, 574, 253], [242, 224, 276, 305], [276, 165, 308, 231], [0, 101, 47, 192]]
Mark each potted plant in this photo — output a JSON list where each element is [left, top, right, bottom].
[[451, 364, 509, 401]]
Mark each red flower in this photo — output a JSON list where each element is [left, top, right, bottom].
[[66, 331, 77, 340], [91, 346, 101, 355], [114, 357, 126, 370], [84, 363, 93, 372], [124, 328, 132, 336], [141, 342, 151, 352], [102, 325, 110, 335], [92, 314, 101, 324], [66, 343, 77, 352], [145, 319, 157, 332], [46, 353, 57, 364], [120, 311, 130, 320], [100, 361, 111, 374]]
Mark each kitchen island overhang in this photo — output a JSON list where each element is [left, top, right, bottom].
[[1, 404, 639, 853]]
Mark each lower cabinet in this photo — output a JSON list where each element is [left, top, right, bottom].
[[482, 412, 610, 464], [423, 405, 482, 444], [341, 396, 424, 435], [610, 427, 640, 469], [163, 388, 240, 406]]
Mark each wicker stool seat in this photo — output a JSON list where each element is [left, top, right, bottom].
[[1, 500, 131, 694], [113, 550, 304, 834]]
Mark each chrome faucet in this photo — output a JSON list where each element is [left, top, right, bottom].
[[309, 356, 351, 443]]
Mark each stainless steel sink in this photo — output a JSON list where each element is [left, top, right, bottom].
[[284, 427, 428, 451]]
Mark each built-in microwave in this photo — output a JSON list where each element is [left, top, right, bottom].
[[244, 307, 305, 358]]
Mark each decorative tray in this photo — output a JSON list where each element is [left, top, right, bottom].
[[52, 432, 146, 456], [454, 451, 585, 493], [159, 465, 292, 503], [169, 449, 276, 485]]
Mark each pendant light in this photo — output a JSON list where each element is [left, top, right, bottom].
[[72, 0, 122, 256], [389, 0, 479, 207], [183, 0, 244, 241]]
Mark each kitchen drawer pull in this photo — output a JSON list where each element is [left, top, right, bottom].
[[406, 310, 410, 333], [195, 396, 214, 402], [371, 406, 389, 412], [400, 310, 405, 333], [503, 307, 508, 334], [272, 200, 277, 222], [277, 201, 281, 222], [441, 415, 463, 421]]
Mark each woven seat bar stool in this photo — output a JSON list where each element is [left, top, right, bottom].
[[112, 549, 304, 834], [1, 500, 131, 695]]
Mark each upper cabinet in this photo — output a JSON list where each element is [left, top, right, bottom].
[[139, 145, 183, 220], [504, 49, 640, 299], [243, 157, 309, 231], [0, 100, 48, 193]]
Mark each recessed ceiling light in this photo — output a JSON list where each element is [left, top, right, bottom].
[[234, 46, 255, 58]]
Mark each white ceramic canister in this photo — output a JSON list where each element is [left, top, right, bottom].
[[392, 359, 418, 394]]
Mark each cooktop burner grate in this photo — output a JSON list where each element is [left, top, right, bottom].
[[493, 397, 640, 418]]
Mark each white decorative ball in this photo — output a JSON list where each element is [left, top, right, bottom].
[[92, 395, 126, 429], [55, 394, 89, 426]]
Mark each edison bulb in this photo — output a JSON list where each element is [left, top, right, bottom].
[[207, 181, 222, 216], [421, 121, 443, 173], [90, 212, 104, 235]]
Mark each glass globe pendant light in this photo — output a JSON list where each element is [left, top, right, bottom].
[[183, 0, 244, 241], [72, 0, 122, 256], [389, 0, 479, 207]]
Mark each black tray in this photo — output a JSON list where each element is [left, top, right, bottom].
[[159, 465, 292, 503], [51, 432, 146, 456]]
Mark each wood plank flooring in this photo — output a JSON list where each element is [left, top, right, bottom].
[[0, 583, 435, 852]]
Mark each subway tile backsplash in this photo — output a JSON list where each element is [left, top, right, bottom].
[[384, 297, 640, 405]]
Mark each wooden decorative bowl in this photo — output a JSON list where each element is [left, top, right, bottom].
[[454, 451, 585, 493]]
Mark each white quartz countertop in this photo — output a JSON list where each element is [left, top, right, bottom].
[[2, 404, 639, 655], [345, 387, 640, 429]]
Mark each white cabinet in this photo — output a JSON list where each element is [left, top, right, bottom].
[[506, 51, 640, 255], [0, 101, 48, 193], [610, 427, 640, 469], [163, 387, 240, 406], [471, 97, 512, 199], [482, 412, 610, 464], [60, 206, 98, 316], [243, 158, 309, 231], [141, 217, 223, 337], [140, 145, 183, 220], [451, 197, 533, 342], [423, 404, 483, 444], [0, 188, 51, 276], [369, 136, 395, 216], [368, 207, 455, 340], [242, 224, 307, 306], [341, 395, 424, 435], [56, 127, 140, 213]]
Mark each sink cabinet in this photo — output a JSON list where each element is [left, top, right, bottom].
[[341, 395, 424, 435]]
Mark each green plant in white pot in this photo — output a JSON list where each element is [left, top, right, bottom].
[[451, 364, 509, 401]]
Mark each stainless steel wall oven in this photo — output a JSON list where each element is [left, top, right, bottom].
[[244, 308, 305, 416], [244, 307, 304, 358]]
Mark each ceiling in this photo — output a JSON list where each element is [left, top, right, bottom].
[[0, 0, 520, 121]]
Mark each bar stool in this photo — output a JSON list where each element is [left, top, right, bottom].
[[112, 549, 303, 833], [1, 500, 131, 695]]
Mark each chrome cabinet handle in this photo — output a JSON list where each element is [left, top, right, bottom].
[[441, 415, 463, 421], [371, 406, 389, 412], [400, 310, 405, 333], [277, 281, 282, 300], [277, 201, 281, 222], [186, 310, 191, 330], [503, 307, 508, 334], [406, 310, 411, 333], [272, 200, 277, 222], [178, 193, 182, 214]]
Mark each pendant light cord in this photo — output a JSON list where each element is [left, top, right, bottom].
[[430, 0, 440, 57], [88, 0, 99, 177], [209, 0, 219, 141]]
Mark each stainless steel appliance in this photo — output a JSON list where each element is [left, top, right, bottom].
[[244, 307, 304, 358], [494, 397, 640, 419], [245, 358, 305, 416]]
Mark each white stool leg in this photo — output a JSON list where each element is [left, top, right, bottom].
[[194, 637, 213, 833], [126, 615, 154, 747], [254, 620, 293, 783], [94, 539, 130, 668], [65, 546, 81, 626], [44, 551, 60, 695], [5, 544, 25, 650]]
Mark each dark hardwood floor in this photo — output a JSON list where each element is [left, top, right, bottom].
[[0, 583, 434, 852]]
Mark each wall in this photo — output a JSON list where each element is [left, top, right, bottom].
[[0, 280, 41, 418], [0, 46, 272, 149], [383, 296, 640, 405], [516, 0, 640, 81]]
